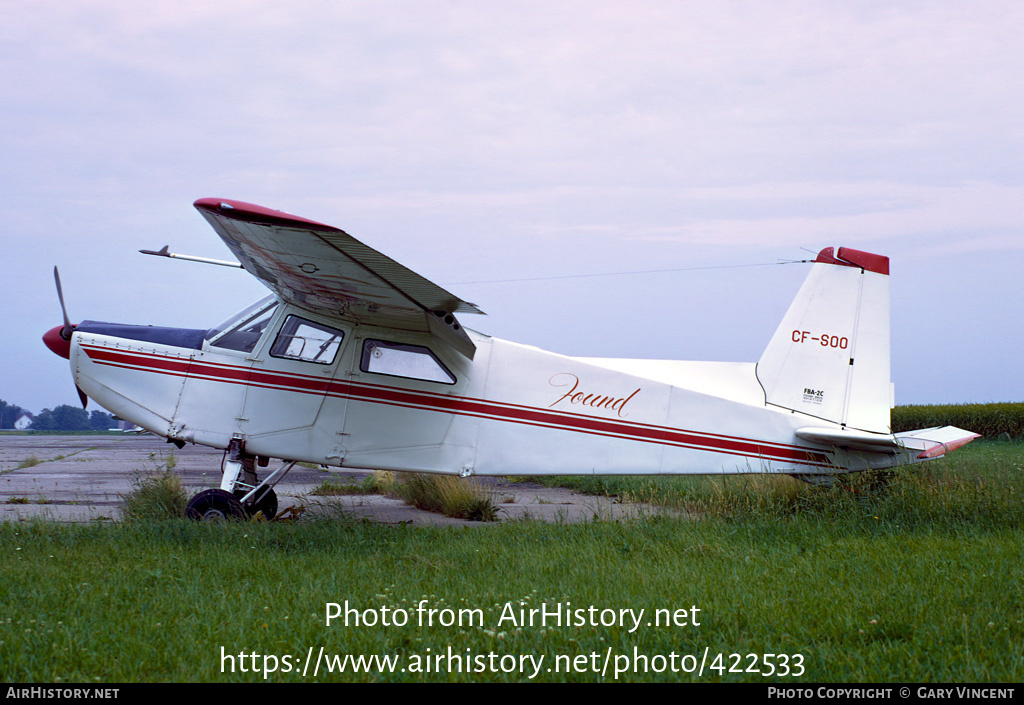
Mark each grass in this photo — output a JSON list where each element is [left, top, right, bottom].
[[118, 452, 185, 521], [1, 441, 1021, 682], [309, 471, 394, 497], [312, 471, 500, 522], [535, 439, 1024, 527], [309, 478, 372, 496], [8, 448, 95, 472], [119, 470, 189, 521], [391, 473, 500, 522]]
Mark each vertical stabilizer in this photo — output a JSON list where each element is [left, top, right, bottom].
[[757, 247, 891, 433]]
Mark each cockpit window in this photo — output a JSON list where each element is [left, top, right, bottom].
[[270, 316, 344, 364], [207, 296, 278, 353]]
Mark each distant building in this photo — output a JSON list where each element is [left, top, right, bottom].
[[14, 413, 33, 430], [111, 417, 138, 432]]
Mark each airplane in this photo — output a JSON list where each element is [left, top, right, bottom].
[[42, 198, 979, 520]]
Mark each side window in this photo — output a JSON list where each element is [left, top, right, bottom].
[[209, 304, 277, 353], [270, 316, 345, 364], [360, 340, 455, 384]]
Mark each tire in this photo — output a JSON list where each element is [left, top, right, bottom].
[[236, 487, 278, 520], [186, 489, 246, 521]]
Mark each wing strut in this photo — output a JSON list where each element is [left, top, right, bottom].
[[140, 245, 243, 269]]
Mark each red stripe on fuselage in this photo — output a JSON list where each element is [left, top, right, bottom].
[[80, 344, 832, 467]]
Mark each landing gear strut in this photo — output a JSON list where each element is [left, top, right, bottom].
[[185, 438, 295, 521]]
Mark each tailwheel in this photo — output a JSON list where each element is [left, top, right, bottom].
[[236, 487, 279, 520], [186, 488, 246, 521]]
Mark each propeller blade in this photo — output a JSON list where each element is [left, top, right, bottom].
[[53, 266, 73, 341], [46, 266, 88, 407]]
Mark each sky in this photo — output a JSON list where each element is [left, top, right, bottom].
[[2, 1, 1022, 414]]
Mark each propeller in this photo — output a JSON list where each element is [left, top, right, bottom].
[[42, 266, 89, 408], [54, 266, 73, 341]]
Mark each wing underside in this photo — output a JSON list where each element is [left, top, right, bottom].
[[194, 198, 481, 359]]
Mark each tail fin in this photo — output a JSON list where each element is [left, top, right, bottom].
[[757, 247, 892, 434]]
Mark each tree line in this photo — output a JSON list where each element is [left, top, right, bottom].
[[1, 398, 116, 431]]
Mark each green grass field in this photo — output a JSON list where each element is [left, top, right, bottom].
[[2, 441, 1022, 682]]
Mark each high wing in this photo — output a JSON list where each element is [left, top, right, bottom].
[[194, 198, 482, 359]]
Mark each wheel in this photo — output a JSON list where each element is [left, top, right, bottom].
[[186, 489, 245, 521], [252, 487, 278, 519], [235, 487, 278, 520]]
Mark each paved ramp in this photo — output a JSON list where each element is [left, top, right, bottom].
[[0, 435, 671, 525]]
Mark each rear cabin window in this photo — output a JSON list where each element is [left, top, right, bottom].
[[360, 340, 455, 384], [270, 316, 345, 364]]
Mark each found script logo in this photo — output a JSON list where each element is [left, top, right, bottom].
[[548, 373, 641, 418]]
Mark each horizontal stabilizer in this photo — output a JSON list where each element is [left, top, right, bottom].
[[797, 425, 980, 459], [894, 426, 981, 459]]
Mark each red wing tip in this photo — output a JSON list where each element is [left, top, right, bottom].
[[814, 246, 889, 275], [193, 198, 338, 232]]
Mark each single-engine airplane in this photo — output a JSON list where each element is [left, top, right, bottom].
[[43, 198, 979, 520]]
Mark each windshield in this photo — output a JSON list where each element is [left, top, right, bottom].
[[206, 296, 276, 340], [205, 296, 278, 352]]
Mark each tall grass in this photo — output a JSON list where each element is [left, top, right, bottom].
[[539, 440, 1024, 531], [119, 470, 189, 520], [310, 471, 500, 521], [393, 473, 499, 522]]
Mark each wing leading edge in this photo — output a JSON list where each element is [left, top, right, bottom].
[[194, 198, 481, 359]]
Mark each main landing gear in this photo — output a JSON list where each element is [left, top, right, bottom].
[[185, 438, 296, 521], [185, 489, 245, 521]]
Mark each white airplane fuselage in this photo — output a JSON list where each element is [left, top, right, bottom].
[[68, 298, 901, 480]]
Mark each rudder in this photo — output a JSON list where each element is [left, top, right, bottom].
[[757, 247, 892, 434]]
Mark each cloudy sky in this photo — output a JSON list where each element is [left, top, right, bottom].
[[2, 1, 1022, 414]]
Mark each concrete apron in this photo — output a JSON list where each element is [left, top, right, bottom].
[[0, 435, 672, 525]]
